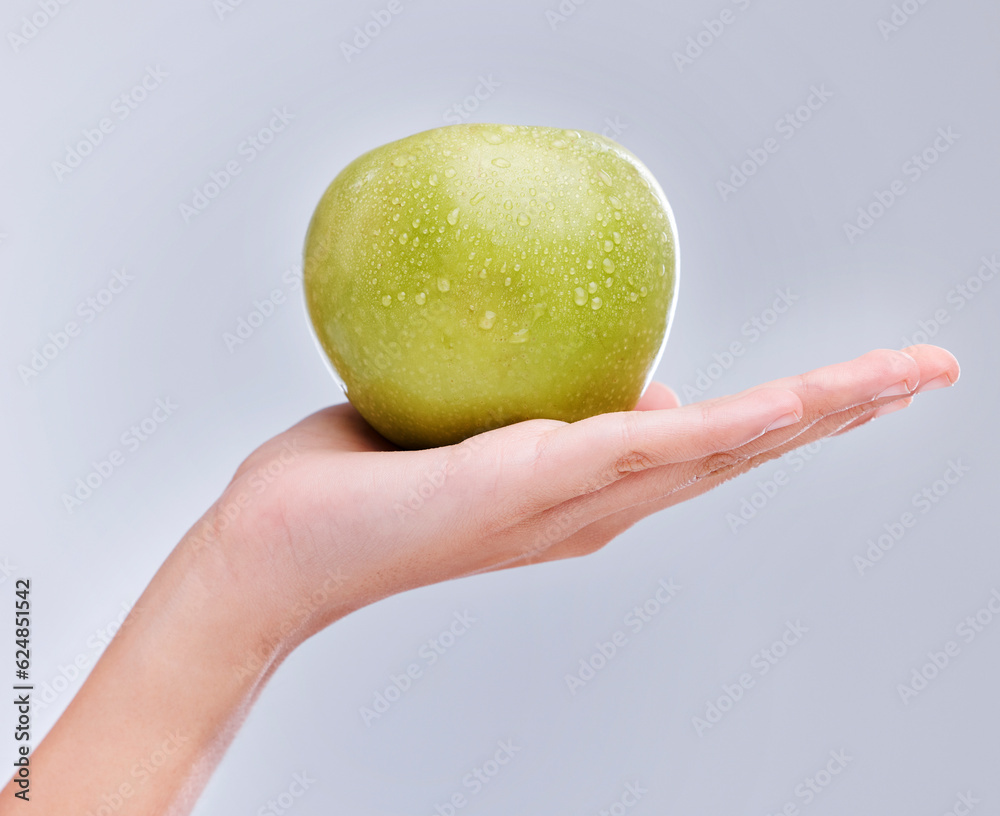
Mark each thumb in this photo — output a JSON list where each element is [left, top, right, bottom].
[[634, 381, 682, 412]]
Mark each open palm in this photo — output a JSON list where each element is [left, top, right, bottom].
[[191, 344, 958, 648]]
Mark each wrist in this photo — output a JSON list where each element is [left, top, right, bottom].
[[177, 497, 358, 660], [148, 530, 285, 695]]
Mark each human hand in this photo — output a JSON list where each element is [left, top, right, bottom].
[[188, 344, 958, 655], [11, 344, 958, 816]]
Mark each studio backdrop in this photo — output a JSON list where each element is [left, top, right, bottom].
[[2, 0, 998, 813]]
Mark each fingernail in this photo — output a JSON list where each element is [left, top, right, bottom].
[[916, 375, 953, 394], [874, 399, 910, 419], [763, 413, 800, 433], [876, 382, 911, 400]]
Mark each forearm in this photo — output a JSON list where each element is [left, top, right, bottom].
[[1, 527, 288, 815]]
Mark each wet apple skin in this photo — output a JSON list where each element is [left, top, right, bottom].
[[305, 123, 678, 449]]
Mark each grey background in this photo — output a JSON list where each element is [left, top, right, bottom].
[[2, 0, 998, 813]]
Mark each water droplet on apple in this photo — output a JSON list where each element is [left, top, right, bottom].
[[608, 195, 623, 210], [399, 233, 409, 244], [479, 311, 496, 329], [504, 199, 513, 210], [517, 213, 531, 226], [391, 156, 409, 167], [545, 201, 555, 211], [510, 328, 529, 343], [479, 269, 487, 278], [603, 258, 615, 273], [437, 278, 451, 292], [552, 139, 568, 149], [587, 281, 598, 294], [447, 208, 460, 226], [603, 240, 614, 253], [574, 287, 587, 306], [598, 170, 613, 187], [483, 132, 504, 145], [629, 291, 638, 301], [591, 297, 603, 310], [428, 173, 439, 186], [613, 232, 622, 245], [397, 291, 406, 301], [505, 277, 512, 286], [415, 292, 426, 305], [640, 286, 648, 297], [492, 158, 511, 168], [444, 168, 456, 178], [381, 295, 392, 306], [471, 192, 486, 205], [605, 277, 613, 288]]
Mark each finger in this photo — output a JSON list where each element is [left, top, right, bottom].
[[520, 398, 907, 565], [612, 347, 921, 447], [900, 343, 961, 387], [456, 345, 958, 553], [522, 349, 914, 526], [831, 344, 958, 436], [522, 387, 802, 507], [531, 346, 960, 561], [518, 345, 956, 564], [493, 349, 916, 536], [713, 344, 956, 423], [749, 347, 920, 417], [831, 397, 908, 436], [532, 391, 907, 562], [529, 398, 879, 563], [488, 346, 960, 566], [634, 382, 682, 411], [671, 347, 931, 465]]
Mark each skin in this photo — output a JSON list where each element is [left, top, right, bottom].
[[305, 124, 678, 448], [1, 344, 958, 815]]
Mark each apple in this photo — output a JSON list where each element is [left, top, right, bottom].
[[304, 123, 679, 449]]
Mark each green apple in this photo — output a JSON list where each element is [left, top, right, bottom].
[[304, 123, 678, 449]]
